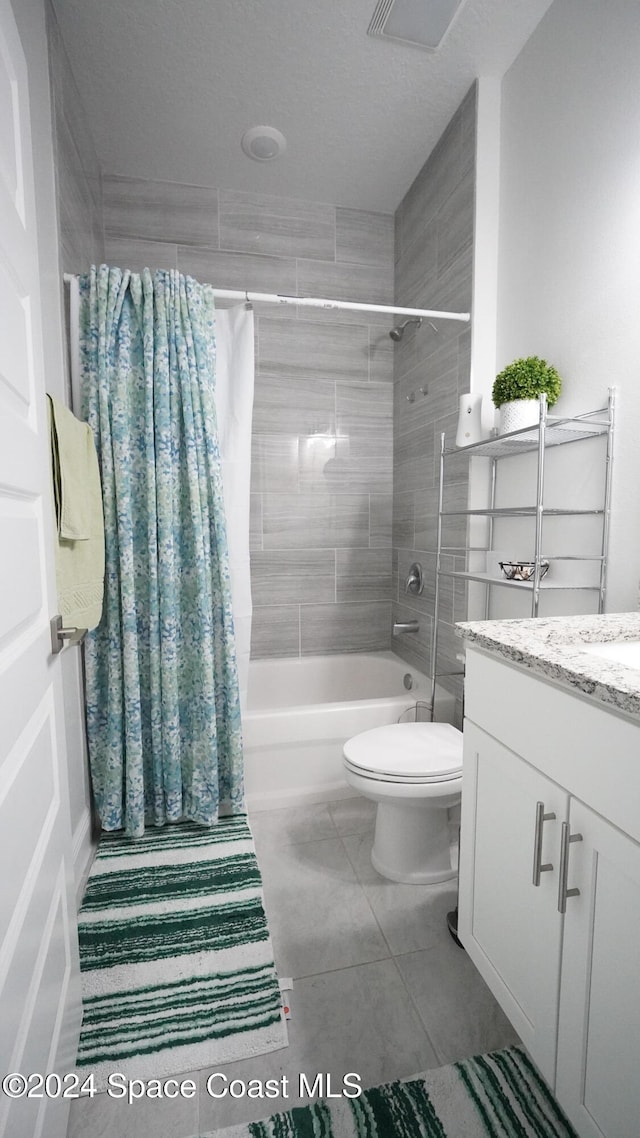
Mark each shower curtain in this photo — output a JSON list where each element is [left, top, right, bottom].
[[79, 265, 244, 837], [212, 305, 254, 713]]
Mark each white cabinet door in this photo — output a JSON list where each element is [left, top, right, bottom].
[[556, 800, 640, 1138], [0, 2, 81, 1136], [459, 720, 569, 1085]]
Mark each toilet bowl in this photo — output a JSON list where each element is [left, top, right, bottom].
[[343, 722, 463, 884]]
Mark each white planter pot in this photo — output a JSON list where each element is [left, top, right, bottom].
[[499, 399, 540, 434]]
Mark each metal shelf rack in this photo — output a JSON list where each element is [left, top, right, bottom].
[[429, 389, 615, 715]]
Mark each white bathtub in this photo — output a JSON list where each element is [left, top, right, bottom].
[[243, 651, 455, 811]]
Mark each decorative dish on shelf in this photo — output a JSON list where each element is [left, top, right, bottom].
[[499, 560, 550, 582]]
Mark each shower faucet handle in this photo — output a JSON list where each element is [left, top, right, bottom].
[[405, 562, 424, 595]]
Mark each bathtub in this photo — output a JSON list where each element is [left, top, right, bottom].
[[243, 651, 455, 811]]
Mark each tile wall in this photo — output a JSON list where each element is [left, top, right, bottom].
[[391, 85, 476, 718], [102, 177, 396, 657], [45, 52, 475, 671]]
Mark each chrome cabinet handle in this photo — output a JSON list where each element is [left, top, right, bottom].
[[557, 821, 583, 913], [532, 801, 556, 886]]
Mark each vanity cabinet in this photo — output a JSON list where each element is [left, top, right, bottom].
[[555, 800, 640, 1138], [459, 647, 640, 1138], [460, 721, 568, 1081]]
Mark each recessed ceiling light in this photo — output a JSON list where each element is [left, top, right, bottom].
[[241, 126, 287, 162]]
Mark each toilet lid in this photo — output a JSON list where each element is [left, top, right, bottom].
[[343, 722, 463, 783]]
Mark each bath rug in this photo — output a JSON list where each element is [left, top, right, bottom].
[[76, 816, 288, 1086], [198, 1045, 578, 1138]]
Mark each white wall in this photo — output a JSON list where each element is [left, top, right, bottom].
[[493, 0, 640, 614], [18, 0, 95, 899]]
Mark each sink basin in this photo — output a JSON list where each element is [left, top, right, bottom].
[[581, 640, 640, 669]]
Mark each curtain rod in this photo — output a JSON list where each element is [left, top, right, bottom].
[[63, 274, 470, 323]]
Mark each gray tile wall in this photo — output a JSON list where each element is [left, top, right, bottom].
[[46, 1, 104, 273], [102, 175, 395, 657], [60, 88, 475, 667], [392, 85, 476, 721]]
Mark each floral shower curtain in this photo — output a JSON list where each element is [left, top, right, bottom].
[[80, 265, 244, 837]]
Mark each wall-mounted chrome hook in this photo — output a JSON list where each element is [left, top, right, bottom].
[[50, 614, 86, 654]]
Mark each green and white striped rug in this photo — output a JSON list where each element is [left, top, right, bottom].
[[76, 816, 288, 1086], [200, 1046, 578, 1138]]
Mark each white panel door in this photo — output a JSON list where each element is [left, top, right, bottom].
[[0, 2, 82, 1136], [458, 720, 568, 1086], [556, 800, 640, 1138]]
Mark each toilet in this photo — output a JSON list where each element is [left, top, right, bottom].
[[343, 722, 463, 884]]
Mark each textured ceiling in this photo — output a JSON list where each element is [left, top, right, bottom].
[[51, 0, 554, 212]]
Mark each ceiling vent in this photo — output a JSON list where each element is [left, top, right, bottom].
[[367, 0, 466, 52]]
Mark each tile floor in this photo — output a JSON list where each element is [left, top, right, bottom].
[[66, 797, 518, 1138]]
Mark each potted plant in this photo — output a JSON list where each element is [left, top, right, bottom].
[[492, 356, 562, 433]]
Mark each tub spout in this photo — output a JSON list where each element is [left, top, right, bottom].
[[393, 620, 419, 636]]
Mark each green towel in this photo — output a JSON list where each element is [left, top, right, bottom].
[[47, 395, 105, 631]]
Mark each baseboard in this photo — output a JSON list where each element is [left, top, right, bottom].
[[72, 809, 95, 907]]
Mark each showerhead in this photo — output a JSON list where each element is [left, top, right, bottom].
[[389, 317, 423, 341]]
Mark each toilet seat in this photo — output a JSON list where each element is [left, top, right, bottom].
[[343, 722, 463, 784]]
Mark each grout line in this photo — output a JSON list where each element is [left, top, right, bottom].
[[388, 953, 443, 1063], [255, 831, 343, 853], [195, 1074, 201, 1134], [412, 489, 417, 548], [336, 832, 396, 960], [287, 951, 394, 986]]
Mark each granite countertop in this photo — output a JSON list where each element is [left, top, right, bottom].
[[455, 612, 640, 720]]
